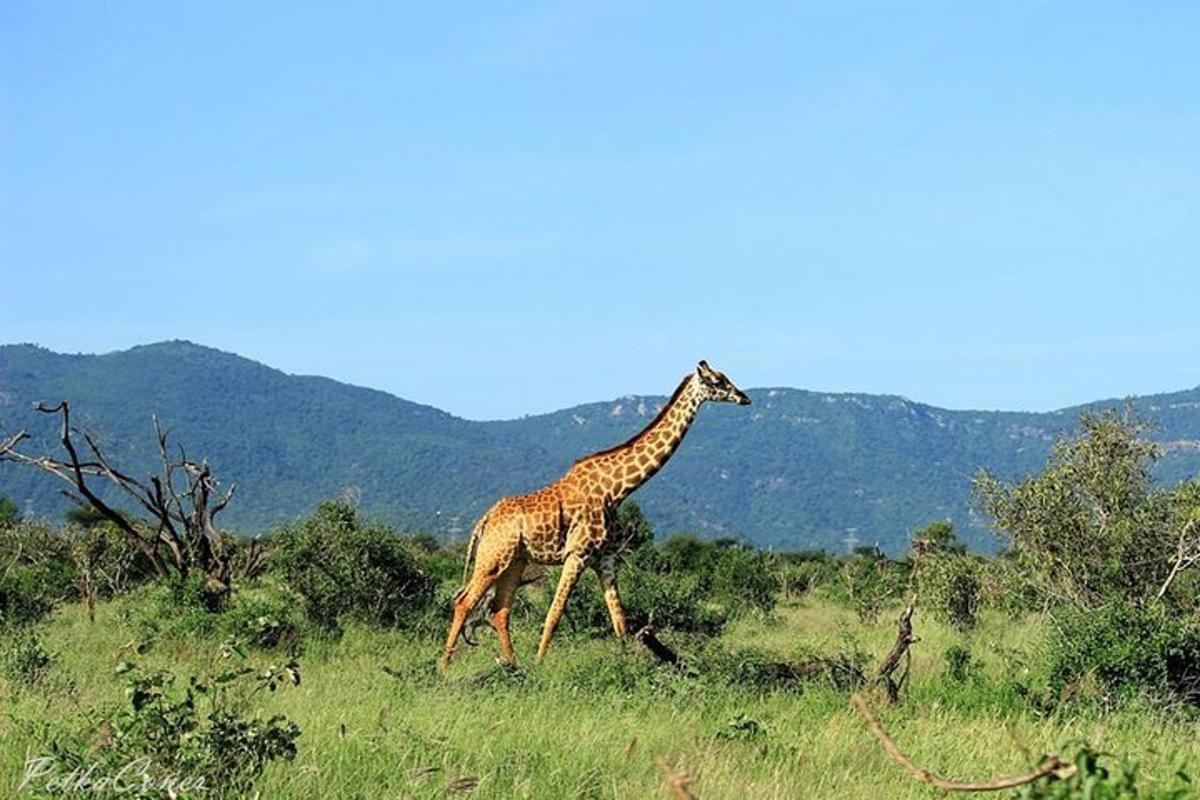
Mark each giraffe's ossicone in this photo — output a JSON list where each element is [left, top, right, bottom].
[[439, 360, 751, 669]]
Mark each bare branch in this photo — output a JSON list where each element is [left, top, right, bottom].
[[1157, 516, 1199, 602], [5, 400, 236, 595], [0, 429, 28, 458], [27, 402, 170, 578], [875, 598, 919, 703], [211, 483, 236, 519], [851, 693, 1077, 791]]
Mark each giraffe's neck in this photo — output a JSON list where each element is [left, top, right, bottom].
[[605, 375, 703, 503]]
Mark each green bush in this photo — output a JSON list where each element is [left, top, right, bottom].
[[0, 516, 156, 631], [271, 500, 437, 633], [694, 639, 867, 694], [978, 553, 1043, 618], [942, 644, 980, 683], [555, 534, 779, 638], [774, 553, 838, 599], [920, 554, 983, 631], [128, 575, 307, 651], [1014, 742, 1193, 799], [822, 550, 910, 623], [714, 712, 766, 742], [219, 582, 307, 650], [0, 520, 77, 628], [64, 520, 158, 600], [1049, 602, 1200, 708], [29, 649, 301, 798], [0, 494, 19, 526], [976, 410, 1200, 613], [1, 626, 54, 687]]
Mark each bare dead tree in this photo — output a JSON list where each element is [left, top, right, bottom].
[[851, 693, 1077, 791], [0, 402, 236, 598]]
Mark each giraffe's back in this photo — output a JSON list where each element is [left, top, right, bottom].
[[478, 484, 572, 565]]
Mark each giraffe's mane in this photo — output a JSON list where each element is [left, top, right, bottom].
[[572, 373, 693, 466]]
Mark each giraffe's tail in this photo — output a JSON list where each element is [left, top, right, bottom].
[[455, 515, 487, 603]]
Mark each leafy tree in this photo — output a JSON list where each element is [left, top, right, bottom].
[[975, 409, 1200, 610], [978, 409, 1200, 708]]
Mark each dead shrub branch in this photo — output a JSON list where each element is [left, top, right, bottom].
[[851, 693, 1076, 792]]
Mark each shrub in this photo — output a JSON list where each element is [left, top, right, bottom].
[[695, 640, 867, 693], [774, 553, 838, 599], [0, 520, 77, 628], [0, 494, 19, 526], [128, 575, 307, 651], [714, 713, 766, 742], [219, 582, 307, 650], [912, 519, 966, 556], [29, 648, 301, 798], [1, 626, 54, 687], [978, 553, 1044, 618], [64, 521, 158, 604], [826, 551, 910, 623], [558, 561, 729, 637], [942, 644, 980, 683], [271, 500, 437, 633], [919, 554, 982, 631], [1049, 602, 1200, 708], [1014, 742, 1193, 799], [554, 534, 779, 638]]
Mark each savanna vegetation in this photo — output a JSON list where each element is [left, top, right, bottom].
[[2, 409, 1199, 798]]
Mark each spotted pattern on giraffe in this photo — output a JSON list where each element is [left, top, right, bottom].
[[438, 360, 752, 669]]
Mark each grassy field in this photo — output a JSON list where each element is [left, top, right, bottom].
[[3, 592, 1197, 799]]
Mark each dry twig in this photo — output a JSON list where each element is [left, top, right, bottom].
[[851, 693, 1076, 792]]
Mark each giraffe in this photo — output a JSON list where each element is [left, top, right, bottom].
[[439, 360, 751, 669]]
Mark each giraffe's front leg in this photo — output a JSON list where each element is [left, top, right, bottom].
[[535, 552, 585, 663], [595, 554, 626, 639]]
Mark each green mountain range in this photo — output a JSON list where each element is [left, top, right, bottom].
[[2, 341, 1198, 553]]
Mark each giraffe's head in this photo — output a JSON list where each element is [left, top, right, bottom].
[[695, 360, 751, 405]]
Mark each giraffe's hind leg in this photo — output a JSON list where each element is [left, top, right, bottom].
[[440, 547, 515, 670], [489, 557, 525, 665]]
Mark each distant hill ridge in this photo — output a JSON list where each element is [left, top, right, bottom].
[[2, 341, 1198, 553]]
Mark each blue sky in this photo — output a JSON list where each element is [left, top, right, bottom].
[[2, 2, 1198, 420]]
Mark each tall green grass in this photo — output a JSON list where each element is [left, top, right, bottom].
[[2, 596, 1196, 799]]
